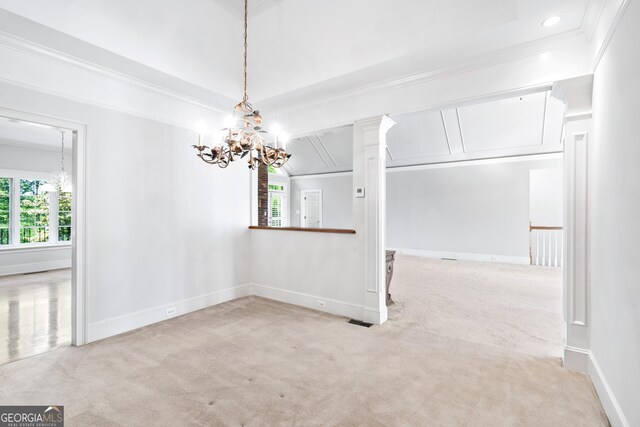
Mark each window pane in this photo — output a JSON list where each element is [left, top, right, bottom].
[[20, 179, 49, 243], [0, 207, 8, 227], [20, 227, 49, 244], [0, 228, 8, 245], [58, 227, 71, 242], [58, 191, 72, 242], [58, 192, 72, 211], [59, 213, 72, 227], [0, 178, 9, 195], [0, 178, 9, 245]]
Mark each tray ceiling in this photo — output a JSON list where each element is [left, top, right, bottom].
[[284, 89, 566, 176], [0, 0, 604, 101]]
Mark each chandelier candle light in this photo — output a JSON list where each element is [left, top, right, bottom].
[[192, 0, 291, 169]]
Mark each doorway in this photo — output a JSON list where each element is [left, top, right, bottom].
[[301, 189, 322, 228], [0, 108, 86, 364]]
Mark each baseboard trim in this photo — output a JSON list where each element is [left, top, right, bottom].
[[391, 248, 530, 265], [251, 283, 365, 321], [588, 352, 630, 427], [563, 345, 590, 373], [0, 259, 72, 277], [88, 283, 369, 343], [87, 284, 253, 343]]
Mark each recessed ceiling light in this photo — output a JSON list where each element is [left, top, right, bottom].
[[541, 16, 561, 27]]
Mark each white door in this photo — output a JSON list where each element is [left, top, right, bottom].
[[301, 190, 322, 228], [268, 192, 286, 227]]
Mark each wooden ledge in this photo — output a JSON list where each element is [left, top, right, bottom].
[[249, 226, 356, 234]]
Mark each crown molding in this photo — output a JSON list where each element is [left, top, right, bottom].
[[261, 28, 589, 119], [0, 137, 72, 153], [581, 0, 609, 41], [0, 30, 230, 115], [591, 0, 630, 70]]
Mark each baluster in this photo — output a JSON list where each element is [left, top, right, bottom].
[[548, 230, 552, 266], [536, 231, 540, 266], [554, 231, 558, 267]]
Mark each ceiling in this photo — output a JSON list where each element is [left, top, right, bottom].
[[0, 117, 73, 151], [0, 0, 605, 101], [213, 0, 280, 17], [284, 88, 565, 176]]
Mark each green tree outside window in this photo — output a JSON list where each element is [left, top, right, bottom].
[[0, 178, 9, 245], [20, 179, 49, 243], [58, 191, 72, 241]]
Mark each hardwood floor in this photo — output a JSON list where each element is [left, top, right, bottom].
[[0, 269, 71, 365]]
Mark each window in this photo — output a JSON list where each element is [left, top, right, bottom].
[[269, 193, 284, 227], [0, 174, 71, 247], [0, 178, 9, 245], [58, 191, 72, 241], [19, 179, 50, 243]]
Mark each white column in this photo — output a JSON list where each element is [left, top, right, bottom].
[[563, 129, 591, 372], [353, 115, 395, 325]]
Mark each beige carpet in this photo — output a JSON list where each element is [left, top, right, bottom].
[[0, 256, 607, 426]]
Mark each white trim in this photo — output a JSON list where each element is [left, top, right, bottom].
[[392, 248, 530, 266], [0, 137, 73, 153], [88, 284, 254, 343], [0, 242, 71, 253], [386, 153, 563, 173], [0, 258, 71, 277], [566, 112, 593, 122], [0, 168, 51, 180], [0, 29, 229, 114], [563, 345, 590, 373], [0, 107, 88, 346], [289, 153, 564, 180], [290, 171, 353, 180], [264, 32, 584, 120], [89, 282, 370, 343], [0, 30, 230, 131], [589, 352, 631, 427], [592, 0, 630, 71], [251, 283, 364, 321]]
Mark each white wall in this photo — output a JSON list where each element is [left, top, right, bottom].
[[0, 80, 253, 342], [530, 168, 563, 226], [289, 174, 353, 229], [0, 143, 72, 173], [387, 156, 563, 264], [590, 2, 639, 426], [0, 144, 74, 276]]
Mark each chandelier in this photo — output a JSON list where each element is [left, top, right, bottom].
[[192, 0, 291, 170], [40, 130, 72, 193]]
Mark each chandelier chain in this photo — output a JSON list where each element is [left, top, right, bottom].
[[60, 131, 65, 174], [243, 0, 248, 103]]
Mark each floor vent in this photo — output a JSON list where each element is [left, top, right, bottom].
[[348, 319, 373, 328], [441, 258, 457, 261], [23, 270, 50, 275]]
